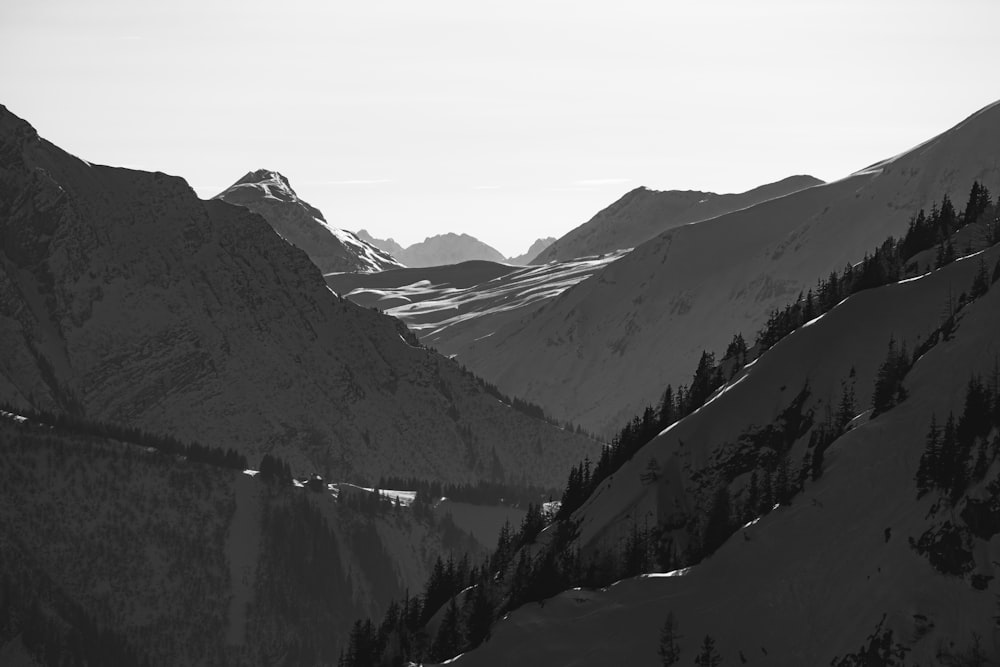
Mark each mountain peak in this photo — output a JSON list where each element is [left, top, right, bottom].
[[233, 168, 295, 194]]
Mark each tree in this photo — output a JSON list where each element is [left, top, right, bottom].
[[431, 597, 461, 662], [658, 612, 681, 666], [464, 585, 494, 649], [694, 634, 722, 667]]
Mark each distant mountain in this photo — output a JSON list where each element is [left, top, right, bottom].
[[531, 175, 823, 264], [215, 170, 403, 274], [354, 230, 507, 268], [507, 237, 555, 265], [0, 105, 597, 488], [357, 228, 406, 258], [459, 101, 1000, 435]]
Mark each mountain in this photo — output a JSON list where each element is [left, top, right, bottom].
[[458, 100, 1000, 436], [0, 104, 598, 488], [356, 228, 406, 258], [531, 175, 823, 264], [397, 233, 506, 268], [507, 237, 556, 265], [354, 230, 507, 268], [214, 170, 403, 274], [447, 236, 1000, 666], [0, 410, 483, 665]]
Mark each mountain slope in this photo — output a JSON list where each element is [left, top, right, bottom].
[[214, 170, 403, 274], [0, 104, 597, 487], [461, 100, 1000, 435], [531, 175, 823, 264], [452, 241, 1000, 666], [326, 252, 628, 359], [0, 413, 482, 665]]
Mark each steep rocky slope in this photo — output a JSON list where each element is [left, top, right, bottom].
[[461, 100, 1000, 435], [531, 175, 822, 264], [0, 105, 597, 487], [214, 170, 402, 274]]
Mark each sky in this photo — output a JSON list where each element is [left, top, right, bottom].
[[3, 0, 1000, 258]]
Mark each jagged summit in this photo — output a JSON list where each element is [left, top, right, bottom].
[[233, 168, 294, 192], [215, 169, 403, 273]]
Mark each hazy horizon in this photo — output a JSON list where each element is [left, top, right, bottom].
[[4, 0, 999, 256]]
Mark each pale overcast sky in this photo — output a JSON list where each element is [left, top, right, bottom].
[[3, 0, 999, 256]]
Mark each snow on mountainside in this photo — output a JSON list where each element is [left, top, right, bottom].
[[507, 237, 556, 265], [460, 100, 1000, 436], [453, 240, 1000, 666], [214, 170, 403, 274], [0, 104, 598, 487], [325, 251, 628, 358], [531, 175, 823, 264]]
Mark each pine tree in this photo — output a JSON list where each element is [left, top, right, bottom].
[[694, 634, 722, 667], [431, 597, 461, 662], [464, 585, 493, 648], [658, 612, 681, 666], [915, 415, 939, 497]]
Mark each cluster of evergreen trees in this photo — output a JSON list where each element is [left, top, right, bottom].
[[916, 374, 1000, 501], [756, 181, 999, 353], [556, 343, 742, 521], [0, 401, 248, 471], [339, 504, 551, 666]]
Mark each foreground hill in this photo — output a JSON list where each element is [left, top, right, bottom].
[[531, 175, 822, 264], [445, 237, 1000, 665], [0, 412, 482, 665], [461, 100, 1000, 435], [0, 105, 597, 487], [214, 170, 403, 274]]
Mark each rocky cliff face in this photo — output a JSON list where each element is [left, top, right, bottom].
[[215, 169, 403, 274], [0, 105, 597, 487]]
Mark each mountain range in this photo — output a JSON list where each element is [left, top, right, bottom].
[[4, 96, 1000, 667], [0, 104, 597, 488], [357, 229, 553, 267]]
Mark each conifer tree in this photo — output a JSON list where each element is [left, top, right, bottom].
[[658, 612, 681, 666], [694, 634, 722, 667]]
